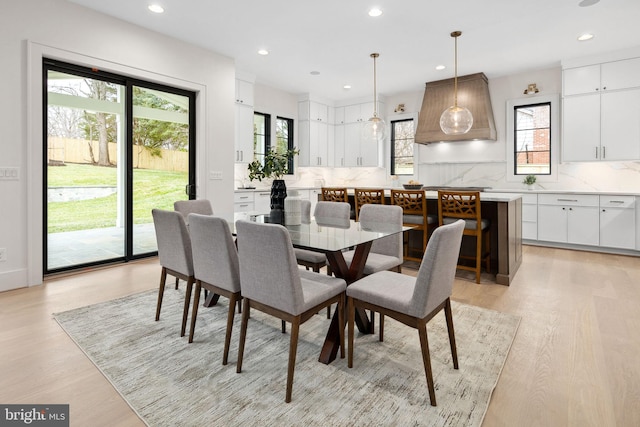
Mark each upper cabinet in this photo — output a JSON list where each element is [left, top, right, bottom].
[[235, 78, 255, 163], [235, 78, 254, 107], [334, 101, 382, 167], [563, 58, 640, 96], [562, 57, 640, 162], [298, 100, 334, 167]]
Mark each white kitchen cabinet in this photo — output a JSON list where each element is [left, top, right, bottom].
[[298, 120, 332, 167], [334, 125, 345, 166], [601, 57, 640, 91], [298, 99, 334, 167], [562, 58, 640, 162], [234, 191, 254, 212], [235, 79, 254, 107], [253, 190, 271, 213], [563, 65, 601, 96], [235, 104, 254, 163], [562, 94, 600, 161], [344, 102, 377, 123], [340, 123, 380, 167], [537, 194, 599, 245], [299, 100, 332, 123], [600, 89, 640, 160], [521, 193, 538, 240], [599, 195, 636, 249]]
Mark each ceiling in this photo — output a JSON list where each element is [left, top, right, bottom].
[[67, 0, 640, 101]]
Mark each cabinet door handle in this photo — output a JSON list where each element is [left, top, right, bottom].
[[557, 198, 578, 202], [258, 192, 270, 196], [609, 200, 625, 204], [595, 147, 598, 159], [602, 146, 606, 159]]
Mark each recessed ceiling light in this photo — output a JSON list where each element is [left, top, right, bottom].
[[148, 4, 164, 13], [343, 85, 352, 90], [368, 8, 383, 17], [578, 0, 600, 7], [435, 65, 446, 71], [310, 71, 320, 76], [257, 49, 269, 56], [578, 33, 594, 41]]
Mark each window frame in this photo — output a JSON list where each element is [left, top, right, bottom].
[[275, 116, 295, 174], [390, 117, 415, 176], [506, 94, 559, 183]]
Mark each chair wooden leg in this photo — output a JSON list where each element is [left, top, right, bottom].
[[285, 319, 300, 403], [281, 320, 286, 333], [379, 314, 385, 342], [188, 281, 202, 343], [223, 293, 239, 365], [181, 277, 194, 337], [338, 294, 345, 359], [175, 277, 179, 290], [236, 299, 250, 373], [155, 267, 167, 321], [347, 297, 355, 368], [444, 298, 459, 369], [418, 321, 437, 406]]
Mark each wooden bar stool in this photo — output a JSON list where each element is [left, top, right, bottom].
[[390, 189, 437, 262], [437, 190, 491, 284], [354, 188, 385, 221], [321, 187, 348, 202]]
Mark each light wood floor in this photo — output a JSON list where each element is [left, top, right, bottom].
[[1, 245, 639, 426]]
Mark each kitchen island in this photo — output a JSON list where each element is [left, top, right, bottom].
[[343, 189, 523, 285]]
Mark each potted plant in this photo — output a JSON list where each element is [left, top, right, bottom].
[[247, 148, 299, 212], [522, 174, 536, 190]]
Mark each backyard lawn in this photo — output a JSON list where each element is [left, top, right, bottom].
[[48, 163, 187, 233]]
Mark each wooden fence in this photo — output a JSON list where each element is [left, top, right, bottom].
[[47, 137, 188, 172]]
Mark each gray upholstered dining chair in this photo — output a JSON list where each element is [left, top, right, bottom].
[[152, 209, 195, 337], [342, 204, 403, 275], [173, 199, 213, 288], [235, 219, 347, 403], [347, 219, 465, 407], [174, 199, 213, 223], [187, 214, 241, 365], [294, 201, 351, 318]]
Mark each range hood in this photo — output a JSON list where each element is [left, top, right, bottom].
[[415, 72, 497, 144]]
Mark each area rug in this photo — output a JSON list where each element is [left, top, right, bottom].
[[53, 288, 519, 427]]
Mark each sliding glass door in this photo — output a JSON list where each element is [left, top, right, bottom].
[[44, 60, 195, 273]]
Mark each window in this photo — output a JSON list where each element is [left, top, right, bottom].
[[514, 102, 551, 175], [390, 119, 415, 175], [253, 112, 270, 158], [506, 94, 559, 183], [275, 116, 295, 174]]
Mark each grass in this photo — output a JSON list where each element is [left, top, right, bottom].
[[47, 163, 187, 233]]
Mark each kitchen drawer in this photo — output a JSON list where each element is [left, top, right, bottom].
[[600, 195, 635, 209], [234, 192, 254, 204], [234, 201, 255, 212], [521, 193, 538, 204], [538, 193, 599, 207]]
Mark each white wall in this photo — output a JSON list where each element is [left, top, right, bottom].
[[0, 0, 236, 291]]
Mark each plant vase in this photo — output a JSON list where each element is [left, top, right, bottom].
[[270, 179, 287, 212]]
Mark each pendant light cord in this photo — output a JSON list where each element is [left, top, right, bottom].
[[371, 53, 379, 118], [452, 32, 460, 108]]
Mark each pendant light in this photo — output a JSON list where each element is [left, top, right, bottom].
[[362, 52, 386, 142], [440, 31, 473, 135]]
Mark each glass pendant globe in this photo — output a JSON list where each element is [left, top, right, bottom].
[[440, 105, 473, 135], [362, 116, 386, 142]]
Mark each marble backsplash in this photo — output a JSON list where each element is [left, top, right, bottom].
[[235, 161, 640, 192]]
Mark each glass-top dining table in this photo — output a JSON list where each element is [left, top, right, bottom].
[[232, 211, 412, 364]]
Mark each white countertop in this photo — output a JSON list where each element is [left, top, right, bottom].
[[486, 188, 640, 197]]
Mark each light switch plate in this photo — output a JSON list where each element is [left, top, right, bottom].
[[209, 171, 223, 180]]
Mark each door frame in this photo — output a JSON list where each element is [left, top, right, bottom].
[[43, 59, 197, 274]]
